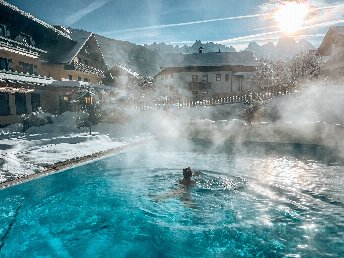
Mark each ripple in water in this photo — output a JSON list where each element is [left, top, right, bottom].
[[0, 141, 342, 257]]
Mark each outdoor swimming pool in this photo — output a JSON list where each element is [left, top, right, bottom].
[[0, 139, 343, 257]]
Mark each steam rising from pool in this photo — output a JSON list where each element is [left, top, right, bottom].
[[0, 139, 343, 257]]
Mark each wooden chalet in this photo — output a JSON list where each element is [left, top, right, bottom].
[[318, 26, 344, 76], [155, 50, 257, 100], [0, 0, 110, 125]]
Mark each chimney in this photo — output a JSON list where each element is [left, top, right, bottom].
[[198, 47, 204, 53]]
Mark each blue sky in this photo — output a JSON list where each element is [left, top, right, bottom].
[[6, 0, 344, 49]]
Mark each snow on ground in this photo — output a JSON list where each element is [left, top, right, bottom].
[[0, 112, 153, 184]]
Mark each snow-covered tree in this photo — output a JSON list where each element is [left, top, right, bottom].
[[289, 51, 321, 84], [251, 58, 289, 92], [77, 88, 102, 133]]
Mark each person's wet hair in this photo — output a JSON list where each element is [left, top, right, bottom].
[[183, 168, 192, 179]]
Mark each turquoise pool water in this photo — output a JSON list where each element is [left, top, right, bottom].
[[0, 140, 343, 257]]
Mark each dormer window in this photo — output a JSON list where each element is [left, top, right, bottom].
[[15, 33, 35, 46]]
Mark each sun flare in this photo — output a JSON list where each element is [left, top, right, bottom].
[[274, 2, 309, 34]]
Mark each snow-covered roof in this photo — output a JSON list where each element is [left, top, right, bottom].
[[0, 70, 55, 85], [161, 51, 257, 68], [111, 64, 140, 78], [0, 86, 34, 93], [0, 0, 71, 40], [51, 81, 115, 92], [54, 29, 93, 64], [234, 72, 256, 77], [0, 70, 115, 91]]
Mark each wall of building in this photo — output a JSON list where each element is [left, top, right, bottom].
[[0, 91, 32, 125], [155, 69, 254, 99], [40, 87, 78, 114], [0, 86, 80, 126], [41, 63, 102, 84], [0, 50, 41, 75]]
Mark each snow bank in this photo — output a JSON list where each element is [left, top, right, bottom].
[[0, 111, 153, 184]]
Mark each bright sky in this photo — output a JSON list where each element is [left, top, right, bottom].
[[6, 0, 344, 49]]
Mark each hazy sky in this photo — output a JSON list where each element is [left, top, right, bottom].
[[6, 0, 344, 49]]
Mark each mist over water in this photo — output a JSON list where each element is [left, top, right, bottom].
[[114, 82, 344, 154]]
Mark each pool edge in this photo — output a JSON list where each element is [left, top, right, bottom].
[[0, 138, 155, 190]]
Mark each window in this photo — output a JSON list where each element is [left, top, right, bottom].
[[83, 78, 88, 82], [225, 74, 230, 81], [0, 93, 10, 116], [192, 75, 198, 82], [31, 93, 41, 112], [33, 65, 38, 75], [78, 76, 81, 81], [68, 74, 73, 80], [84, 60, 88, 66], [8, 59, 13, 71], [202, 74, 208, 82], [77, 57, 82, 63], [19, 62, 34, 74], [216, 74, 221, 81], [0, 25, 5, 37], [0, 58, 8, 70], [0, 57, 13, 71], [15, 93, 27, 115]]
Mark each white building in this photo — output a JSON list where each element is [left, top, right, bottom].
[[155, 49, 257, 100]]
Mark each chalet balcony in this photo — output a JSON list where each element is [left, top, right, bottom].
[[188, 82, 212, 91], [65, 61, 105, 78], [0, 36, 47, 59]]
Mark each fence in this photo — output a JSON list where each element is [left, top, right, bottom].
[[129, 87, 295, 111]]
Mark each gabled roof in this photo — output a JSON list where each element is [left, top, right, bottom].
[[318, 26, 344, 56], [0, 0, 71, 40], [161, 51, 257, 68], [53, 29, 92, 64], [110, 64, 140, 78]]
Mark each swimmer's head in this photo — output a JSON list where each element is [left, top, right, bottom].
[[183, 168, 192, 180]]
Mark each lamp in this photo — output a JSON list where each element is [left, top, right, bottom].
[[84, 92, 93, 105]]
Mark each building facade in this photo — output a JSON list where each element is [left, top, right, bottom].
[[155, 50, 257, 100], [40, 27, 108, 84], [318, 26, 344, 79], [0, 0, 110, 125]]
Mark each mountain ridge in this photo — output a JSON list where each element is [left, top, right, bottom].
[[244, 38, 316, 59]]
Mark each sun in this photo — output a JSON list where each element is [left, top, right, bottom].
[[274, 2, 309, 34]]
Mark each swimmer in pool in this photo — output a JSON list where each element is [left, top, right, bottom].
[[152, 167, 197, 208], [179, 167, 196, 186]]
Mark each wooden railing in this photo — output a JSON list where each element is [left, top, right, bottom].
[[126, 87, 295, 111]]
